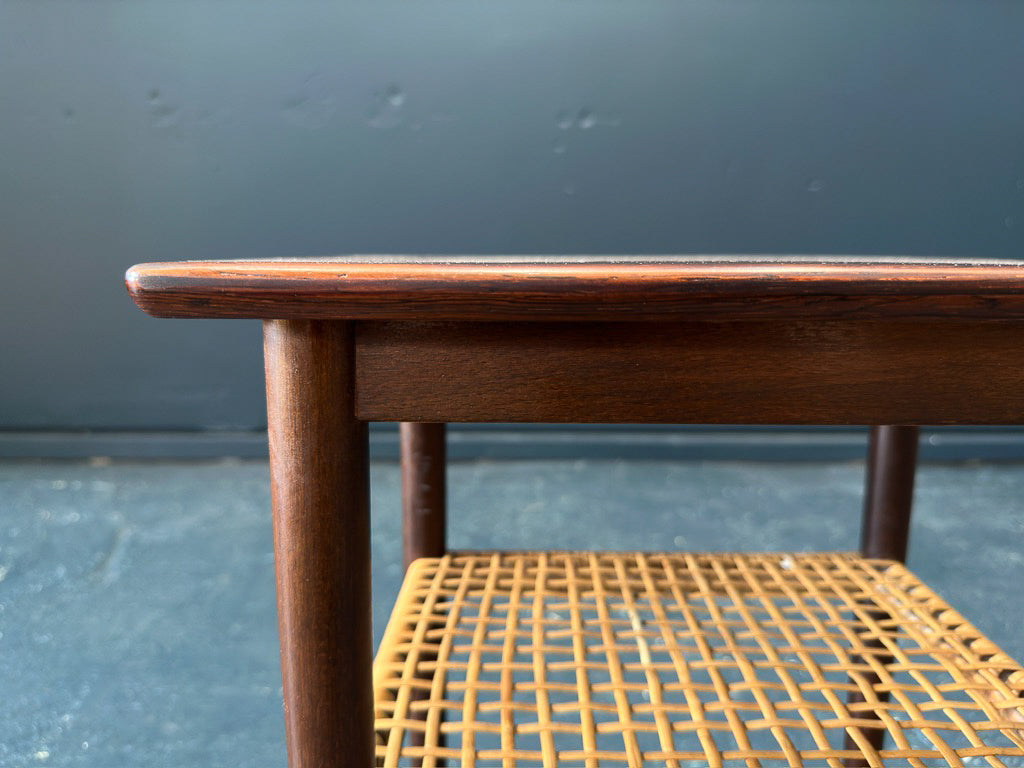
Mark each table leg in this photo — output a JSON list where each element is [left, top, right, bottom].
[[844, 425, 919, 766], [401, 422, 447, 570], [861, 425, 919, 562], [264, 320, 373, 768], [399, 422, 448, 763]]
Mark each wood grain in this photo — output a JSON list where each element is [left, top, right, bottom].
[[355, 320, 1024, 424], [126, 259, 1024, 321], [264, 319, 373, 768]]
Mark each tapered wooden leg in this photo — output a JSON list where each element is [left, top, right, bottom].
[[860, 425, 919, 561], [844, 425, 919, 766], [401, 423, 447, 570], [400, 422, 447, 763], [264, 320, 373, 768]]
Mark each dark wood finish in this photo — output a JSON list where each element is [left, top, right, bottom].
[[400, 422, 448, 762], [356, 320, 1024, 424], [263, 319, 373, 768], [861, 425, 919, 561], [126, 258, 1024, 321], [401, 422, 447, 569], [843, 425, 920, 766], [124, 258, 1024, 768]]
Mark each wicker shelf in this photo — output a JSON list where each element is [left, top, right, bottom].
[[374, 552, 1024, 767]]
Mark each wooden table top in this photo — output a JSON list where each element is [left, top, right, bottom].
[[126, 256, 1024, 321]]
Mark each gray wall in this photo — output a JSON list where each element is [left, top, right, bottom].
[[3, 0, 1024, 433]]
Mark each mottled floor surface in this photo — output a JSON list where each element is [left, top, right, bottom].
[[0, 459, 1022, 767]]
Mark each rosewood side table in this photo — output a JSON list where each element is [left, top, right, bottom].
[[127, 257, 1024, 768]]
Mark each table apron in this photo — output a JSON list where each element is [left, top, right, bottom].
[[353, 319, 1024, 424]]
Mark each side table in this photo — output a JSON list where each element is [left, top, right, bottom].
[[127, 257, 1024, 768]]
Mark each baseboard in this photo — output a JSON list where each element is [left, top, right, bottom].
[[3, 426, 1024, 461]]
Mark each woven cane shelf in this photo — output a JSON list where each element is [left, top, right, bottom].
[[373, 552, 1024, 767]]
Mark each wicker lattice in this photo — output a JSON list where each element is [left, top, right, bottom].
[[374, 552, 1024, 767]]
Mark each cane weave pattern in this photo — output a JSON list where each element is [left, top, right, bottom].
[[373, 552, 1024, 767]]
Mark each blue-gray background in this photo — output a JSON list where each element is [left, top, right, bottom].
[[2, 0, 1024, 443]]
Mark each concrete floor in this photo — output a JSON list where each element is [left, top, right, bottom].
[[0, 458, 1022, 767]]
